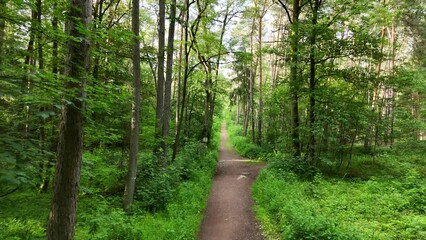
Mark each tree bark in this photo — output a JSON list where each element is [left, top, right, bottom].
[[308, 0, 319, 164], [39, 3, 59, 193], [172, 0, 191, 161], [47, 0, 92, 238], [162, 0, 177, 158], [249, 18, 256, 143], [290, 0, 301, 157], [0, 0, 5, 66], [257, 4, 267, 145], [123, 0, 141, 212], [156, 0, 166, 156]]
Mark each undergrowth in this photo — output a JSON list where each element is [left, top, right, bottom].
[[225, 117, 267, 160], [226, 118, 426, 239], [0, 121, 221, 239]]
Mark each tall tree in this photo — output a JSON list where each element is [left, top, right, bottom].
[[47, 0, 92, 238], [254, 0, 269, 145], [162, 0, 177, 158], [172, 0, 192, 161], [155, 0, 166, 159], [0, 0, 6, 66], [276, 0, 303, 157], [307, 0, 321, 163], [123, 0, 141, 212]]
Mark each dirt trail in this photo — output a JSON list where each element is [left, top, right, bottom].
[[198, 122, 264, 240]]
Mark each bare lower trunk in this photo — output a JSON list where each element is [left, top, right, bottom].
[[290, 0, 301, 158], [162, 0, 177, 158], [0, 0, 5, 65], [172, 0, 190, 161], [123, 0, 141, 212], [155, 0, 166, 156]]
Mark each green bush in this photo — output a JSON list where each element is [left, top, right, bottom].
[[135, 154, 177, 211], [226, 119, 267, 159], [253, 160, 426, 240], [81, 149, 126, 196]]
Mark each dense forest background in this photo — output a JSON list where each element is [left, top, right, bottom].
[[0, 0, 425, 239]]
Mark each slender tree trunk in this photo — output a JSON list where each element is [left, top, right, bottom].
[[39, 4, 59, 193], [92, 0, 104, 80], [172, 0, 190, 161], [36, 0, 47, 191], [308, 0, 319, 163], [202, 73, 213, 143], [123, 0, 141, 212], [156, 0, 166, 154], [0, 0, 5, 66], [47, 0, 92, 238], [243, 62, 249, 135], [257, 10, 264, 145], [236, 96, 240, 124], [52, 3, 59, 76], [162, 0, 177, 158], [176, 13, 184, 136], [364, 26, 385, 151], [22, 8, 37, 140], [249, 19, 256, 143], [290, 0, 301, 157]]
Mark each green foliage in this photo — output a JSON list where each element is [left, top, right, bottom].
[[0, 191, 50, 240], [254, 148, 426, 240], [135, 154, 178, 211], [136, 139, 217, 211], [226, 117, 267, 159], [268, 153, 318, 180], [80, 149, 126, 196], [0, 136, 219, 240]]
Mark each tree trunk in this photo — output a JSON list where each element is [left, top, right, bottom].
[[308, 0, 319, 164], [39, 4, 59, 193], [249, 18, 256, 143], [123, 0, 141, 212], [22, 8, 37, 140], [176, 13, 185, 136], [47, 0, 92, 238], [236, 96, 240, 124], [36, 0, 47, 191], [172, 0, 191, 161], [156, 0, 166, 155], [0, 0, 5, 66], [290, 0, 301, 157], [257, 9, 264, 145], [162, 0, 177, 158]]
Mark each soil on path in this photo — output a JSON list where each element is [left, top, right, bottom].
[[198, 122, 265, 240]]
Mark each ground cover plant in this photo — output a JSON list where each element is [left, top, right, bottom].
[[1, 0, 425, 238], [227, 119, 426, 239], [0, 122, 220, 239]]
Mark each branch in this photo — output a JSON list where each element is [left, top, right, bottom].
[[327, 12, 340, 27], [276, 0, 293, 24], [300, 0, 310, 9], [0, 186, 20, 198]]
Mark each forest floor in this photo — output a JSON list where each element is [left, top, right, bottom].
[[198, 122, 265, 240]]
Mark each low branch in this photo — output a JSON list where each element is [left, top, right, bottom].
[[0, 186, 20, 198]]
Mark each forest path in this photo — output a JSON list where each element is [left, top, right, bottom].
[[198, 122, 264, 240]]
